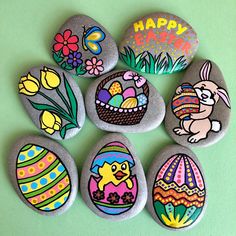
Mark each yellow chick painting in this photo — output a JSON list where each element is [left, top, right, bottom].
[[89, 141, 138, 215]]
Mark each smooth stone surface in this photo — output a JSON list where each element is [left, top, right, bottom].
[[147, 144, 207, 231], [85, 70, 165, 132], [119, 12, 199, 75], [165, 60, 231, 147], [52, 15, 118, 78], [18, 65, 85, 140], [80, 133, 147, 221], [8, 136, 78, 215]]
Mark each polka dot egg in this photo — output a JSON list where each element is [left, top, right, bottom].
[[16, 144, 71, 212]]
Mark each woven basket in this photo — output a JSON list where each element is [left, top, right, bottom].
[[95, 71, 149, 125]]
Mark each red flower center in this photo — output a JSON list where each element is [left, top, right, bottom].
[[63, 41, 68, 45]]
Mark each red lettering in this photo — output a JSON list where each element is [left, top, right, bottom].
[[174, 38, 184, 49], [159, 32, 168, 43], [134, 32, 144, 46], [167, 33, 176, 44], [146, 30, 157, 43], [182, 42, 191, 54]]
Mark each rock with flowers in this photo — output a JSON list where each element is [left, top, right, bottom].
[[8, 135, 78, 215], [85, 70, 166, 132], [18, 65, 85, 140], [80, 133, 147, 221], [52, 15, 118, 78], [146, 144, 207, 230]]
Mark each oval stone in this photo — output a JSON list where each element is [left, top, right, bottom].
[[18, 65, 85, 140], [165, 60, 231, 147], [85, 70, 165, 132], [80, 133, 147, 221], [51, 15, 118, 78], [8, 136, 78, 215], [147, 144, 207, 230], [119, 12, 198, 75]]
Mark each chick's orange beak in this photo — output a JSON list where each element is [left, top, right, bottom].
[[114, 171, 127, 180]]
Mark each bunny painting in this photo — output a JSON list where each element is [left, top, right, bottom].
[[165, 60, 231, 147]]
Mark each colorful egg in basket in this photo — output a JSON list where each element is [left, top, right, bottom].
[[88, 141, 138, 215], [172, 83, 200, 120], [95, 71, 149, 125]]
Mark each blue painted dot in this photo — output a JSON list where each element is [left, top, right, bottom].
[[40, 178, 47, 185], [44, 207, 50, 211], [19, 154, 26, 161], [21, 185, 28, 192], [50, 172, 56, 179], [36, 146, 42, 151], [64, 197, 68, 202], [31, 182, 38, 189], [54, 202, 61, 208], [58, 165, 65, 172], [28, 150, 35, 157]]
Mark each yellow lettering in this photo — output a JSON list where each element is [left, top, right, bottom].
[[167, 20, 177, 30], [145, 18, 156, 30], [133, 20, 144, 32], [176, 24, 187, 35], [157, 18, 167, 28]]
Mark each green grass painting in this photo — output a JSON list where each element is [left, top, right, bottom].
[[119, 46, 187, 75]]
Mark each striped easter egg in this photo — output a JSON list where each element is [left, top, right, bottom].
[[152, 153, 206, 229], [172, 83, 200, 120], [10, 136, 78, 215]]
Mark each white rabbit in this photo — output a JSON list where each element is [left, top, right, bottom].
[[173, 61, 231, 143]]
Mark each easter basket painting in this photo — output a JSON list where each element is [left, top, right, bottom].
[[95, 71, 149, 125]]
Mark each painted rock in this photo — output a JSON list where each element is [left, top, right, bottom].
[[18, 65, 85, 140], [52, 15, 118, 78], [165, 60, 231, 147], [119, 12, 198, 75], [147, 144, 207, 230], [80, 133, 147, 221], [8, 136, 78, 215], [85, 70, 165, 132]]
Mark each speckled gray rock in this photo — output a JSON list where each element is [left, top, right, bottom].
[[52, 14, 118, 78], [8, 135, 78, 215], [165, 60, 231, 147], [85, 70, 165, 132], [80, 133, 147, 221], [119, 12, 198, 75], [146, 144, 207, 231], [18, 65, 85, 140]]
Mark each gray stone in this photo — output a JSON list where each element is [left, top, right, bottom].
[[8, 135, 78, 216], [80, 133, 147, 221], [119, 12, 199, 75], [85, 70, 165, 132], [18, 65, 85, 140], [165, 59, 231, 147], [52, 14, 118, 78], [146, 144, 207, 231]]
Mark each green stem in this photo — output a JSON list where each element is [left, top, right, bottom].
[[37, 91, 76, 124], [56, 87, 73, 117]]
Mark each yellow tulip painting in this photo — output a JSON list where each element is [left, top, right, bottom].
[[19, 67, 79, 139], [19, 73, 40, 96], [40, 111, 62, 134], [40, 67, 61, 90]]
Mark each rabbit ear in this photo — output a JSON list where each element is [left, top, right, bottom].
[[200, 61, 212, 81], [217, 88, 231, 108]]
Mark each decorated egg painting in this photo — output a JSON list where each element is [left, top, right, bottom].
[[9, 136, 78, 215], [172, 83, 200, 120], [147, 145, 206, 230], [88, 141, 138, 215], [108, 81, 123, 96], [80, 133, 147, 220]]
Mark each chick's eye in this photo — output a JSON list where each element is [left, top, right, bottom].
[[111, 165, 117, 172], [200, 86, 204, 91], [121, 163, 126, 170]]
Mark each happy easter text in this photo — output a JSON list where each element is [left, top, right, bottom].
[[133, 18, 191, 54]]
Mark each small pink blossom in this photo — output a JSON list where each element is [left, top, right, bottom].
[[85, 57, 104, 76]]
